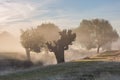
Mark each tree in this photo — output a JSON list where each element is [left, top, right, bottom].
[[37, 23, 60, 42], [20, 28, 45, 61], [46, 30, 76, 63], [36, 23, 61, 53], [75, 19, 119, 53], [20, 23, 60, 61]]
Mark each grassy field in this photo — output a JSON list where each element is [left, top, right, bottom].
[[0, 61, 120, 80], [0, 51, 120, 80]]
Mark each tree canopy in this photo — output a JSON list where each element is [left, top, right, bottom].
[[75, 19, 119, 53], [21, 28, 45, 53], [20, 23, 60, 60], [37, 23, 60, 42]]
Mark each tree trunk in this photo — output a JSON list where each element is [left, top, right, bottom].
[[97, 45, 100, 53], [54, 50, 65, 64], [26, 48, 31, 61]]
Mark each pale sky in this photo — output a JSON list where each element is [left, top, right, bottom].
[[0, 0, 120, 36]]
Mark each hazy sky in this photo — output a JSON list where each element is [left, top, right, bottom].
[[0, 0, 120, 36]]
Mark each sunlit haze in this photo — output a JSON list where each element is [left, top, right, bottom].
[[0, 1, 120, 79]]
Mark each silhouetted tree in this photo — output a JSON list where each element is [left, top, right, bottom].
[[20, 28, 45, 61], [46, 30, 76, 63], [75, 19, 119, 53]]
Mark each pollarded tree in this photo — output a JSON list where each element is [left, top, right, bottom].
[[20, 28, 45, 61], [46, 30, 76, 63], [75, 19, 119, 53]]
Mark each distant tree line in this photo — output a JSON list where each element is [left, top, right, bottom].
[[20, 19, 119, 64]]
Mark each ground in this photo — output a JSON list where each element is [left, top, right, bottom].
[[0, 50, 120, 80]]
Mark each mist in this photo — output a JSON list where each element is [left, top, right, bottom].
[[0, 31, 24, 52], [0, 29, 120, 66], [0, 30, 95, 65], [112, 38, 120, 50]]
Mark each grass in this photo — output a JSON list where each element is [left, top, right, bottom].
[[0, 50, 120, 80], [79, 50, 120, 61], [1, 61, 120, 80], [97, 50, 120, 57]]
